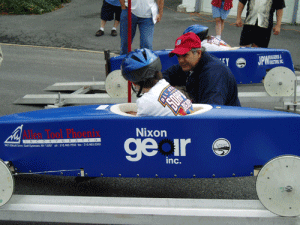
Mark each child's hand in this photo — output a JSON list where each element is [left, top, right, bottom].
[[127, 111, 137, 116]]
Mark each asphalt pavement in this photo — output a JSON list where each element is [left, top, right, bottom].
[[0, 1, 299, 224], [0, 0, 299, 68]]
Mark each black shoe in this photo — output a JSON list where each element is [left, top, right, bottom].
[[95, 30, 104, 36], [111, 30, 117, 36]]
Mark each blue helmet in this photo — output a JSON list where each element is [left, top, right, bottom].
[[183, 24, 209, 41], [121, 48, 162, 83]]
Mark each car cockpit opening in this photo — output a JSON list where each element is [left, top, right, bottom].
[[110, 103, 213, 116]]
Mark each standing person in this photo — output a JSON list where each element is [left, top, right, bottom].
[[211, 0, 233, 40], [121, 48, 193, 116], [235, 0, 285, 48], [95, 0, 122, 37], [163, 32, 240, 106], [183, 24, 233, 51], [119, 0, 164, 55]]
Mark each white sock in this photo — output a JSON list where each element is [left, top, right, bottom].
[[112, 27, 117, 30], [216, 35, 221, 39], [100, 27, 104, 31]]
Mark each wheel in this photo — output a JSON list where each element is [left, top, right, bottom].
[[264, 67, 296, 97], [256, 155, 300, 216], [0, 159, 14, 207], [105, 70, 132, 98]]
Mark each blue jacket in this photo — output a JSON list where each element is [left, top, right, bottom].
[[163, 51, 241, 106]]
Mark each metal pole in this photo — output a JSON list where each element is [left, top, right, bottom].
[[195, 0, 201, 13], [127, 0, 132, 103], [292, 0, 299, 25], [294, 79, 297, 112]]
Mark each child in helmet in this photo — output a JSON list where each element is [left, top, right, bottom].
[[183, 24, 233, 51], [121, 48, 193, 116]]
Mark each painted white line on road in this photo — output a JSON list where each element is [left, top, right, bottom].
[[0, 42, 119, 55]]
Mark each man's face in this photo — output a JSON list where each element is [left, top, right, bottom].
[[176, 50, 201, 72]]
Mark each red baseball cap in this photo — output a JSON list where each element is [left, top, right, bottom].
[[169, 32, 201, 57]]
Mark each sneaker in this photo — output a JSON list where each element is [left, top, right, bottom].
[[111, 30, 117, 36], [95, 30, 104, 36]]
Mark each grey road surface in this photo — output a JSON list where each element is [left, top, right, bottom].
[[0, 0, 299, 67], [0, 44, 105, 115]]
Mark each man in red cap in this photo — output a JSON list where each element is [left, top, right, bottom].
[[163, 32, 240, 106]]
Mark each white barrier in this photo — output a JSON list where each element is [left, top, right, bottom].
[[1, 195, 299, 224]]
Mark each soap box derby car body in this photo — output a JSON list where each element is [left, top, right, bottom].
[[1, 102, 300, 217], [107, 47, 295, 85]]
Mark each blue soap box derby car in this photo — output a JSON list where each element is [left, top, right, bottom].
[[1, 102, 300, 217]]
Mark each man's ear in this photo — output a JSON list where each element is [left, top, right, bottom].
[[197, 50, 202, 58]]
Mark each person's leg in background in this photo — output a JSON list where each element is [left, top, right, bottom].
[[111, 4, 122, 36], [120, 10, 138, 55], [218, 1, 231, 38], [96, 0, 112, 36], [215, 17, 223, 39], [138, 17, 154, 50]]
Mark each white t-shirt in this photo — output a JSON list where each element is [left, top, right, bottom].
[[125, 0, 156, 18], [136, 79, 193, 117], [202, 36, 232, 51]]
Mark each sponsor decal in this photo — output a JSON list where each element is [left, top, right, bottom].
[[158, 85, 193, 115], [5, 125, 23, 144], [219, 58, 229, 66], [212, 138, 231, 156], [124, 128, 191, 164], [176, 39, 181, 46], [258, 54, 284, 66], [4, 125, 101, 148], [96, 105, 109, 110], [208, 37, 229, 47], [236, 58, 246, 68]]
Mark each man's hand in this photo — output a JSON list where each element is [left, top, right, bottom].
[[236, 2, 245, 27], [236, 18, 243, 27], [119, 0, 126, 9], [156, 14, 162, 23], [273, 9, 283, 35], [156, 0, 164, 23], [273, 24, 281, 35], [127, 111, 137, 115]]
